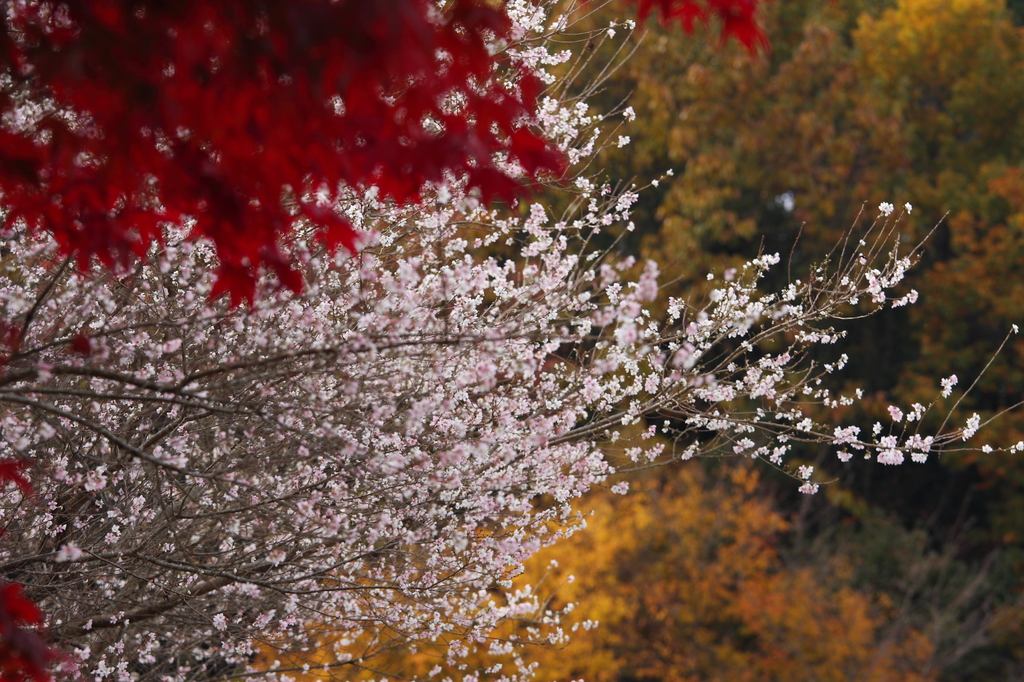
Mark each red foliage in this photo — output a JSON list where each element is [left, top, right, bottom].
[[0, 583, 57, 682], [0, 463, 53, 682], [0, 321, 22, 368], [630, 0, 770, 54], [0, 0, 566, 304], [69, 333, 92, 358], [0, 1, 767, 304], [0, 460, 32, 499]]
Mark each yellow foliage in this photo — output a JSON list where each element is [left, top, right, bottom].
[[855, 0, 1024, 173], [509, 466, 935, 682], [857, 0, 1014, 92]]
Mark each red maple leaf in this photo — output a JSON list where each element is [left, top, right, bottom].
[[0, 1, 566, 303], [628, 0, 769, 55]]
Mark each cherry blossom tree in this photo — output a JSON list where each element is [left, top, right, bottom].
[[1, 180, 968, 682], [0, 2, 1007, 682]]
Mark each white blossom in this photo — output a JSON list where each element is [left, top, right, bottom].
[[962, 413, 981, 441]]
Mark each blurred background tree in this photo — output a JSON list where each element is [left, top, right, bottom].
[[512, 465, 939, 682], [577, 0, 1024, 678]]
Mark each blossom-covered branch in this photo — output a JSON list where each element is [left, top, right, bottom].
[[0, 177, 987, 682]]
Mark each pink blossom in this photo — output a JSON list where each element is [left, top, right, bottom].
[[55, 544, 83, 563], [83, 470, 107, 492]]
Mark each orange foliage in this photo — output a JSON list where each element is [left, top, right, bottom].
[[505, 466, 935, 682]]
